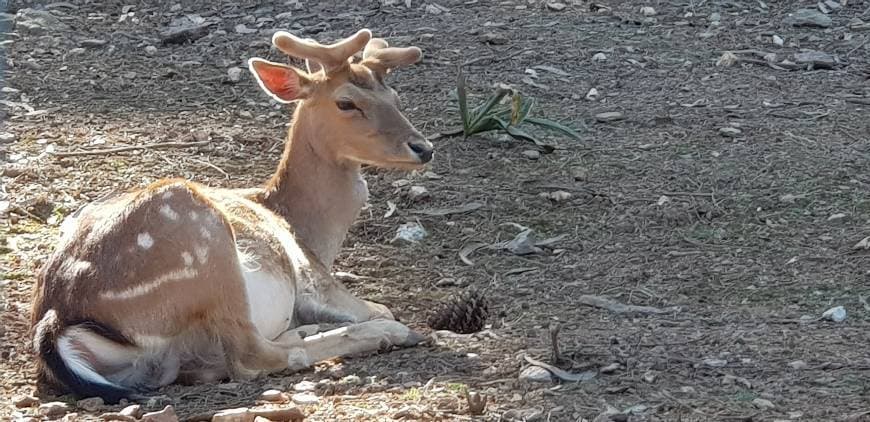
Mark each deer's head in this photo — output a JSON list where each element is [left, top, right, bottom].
[[248, 29, 433, 169]]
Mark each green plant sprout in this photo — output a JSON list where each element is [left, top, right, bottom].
[[456, 67, 584, 152]]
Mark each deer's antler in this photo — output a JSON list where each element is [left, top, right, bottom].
[[272, 29, 372, 73], [361, 37, 423, 75]]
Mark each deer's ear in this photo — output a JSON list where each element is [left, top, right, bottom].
[[248, 58, 311, 103]]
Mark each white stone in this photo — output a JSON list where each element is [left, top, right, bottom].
[[519, 366, 552, 383], [408, 185, 430, 201], [259, 389, 287, 402], [752, 398, 775, 409], [39, 402, 69, 419], [788, 360, 808, 370], [822, 306, 846, 322], [141, 405, 178, 422], [120, 404, 143, 419], [211, 407, 251, 422], [227, 67, 243, 83], [522, 150, 541, 160], [391, 222, 428, 244], [291, 391, 319, 405], [718, 127, 742, 137], [585, 87, 599, 100], [293, 380, 317, 391]]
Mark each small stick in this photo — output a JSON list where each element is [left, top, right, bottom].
[[577, 294, 674, 315], [462, 48, 531, 66], [51, 140, 210, 158], [426, 127, 464, 140], [189, 158, 229, 179], [549, 322, 562, 364], [10, 204, 46, 223]]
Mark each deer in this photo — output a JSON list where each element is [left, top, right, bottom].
[[29, 28, 434, 403]]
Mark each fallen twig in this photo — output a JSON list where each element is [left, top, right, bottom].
[[717, 51, 804, 70], [524, 356, 596, 382], [412, 202, 484, 216], [846, 409, 870, 422], [462, 48, 531, 67], [52, 140, 210, 157], [846, 98, 870, 105], [189, 157, 229, 179], [549, 322, 561, 363], [458, 242, 489, 266], [577, 294, 676, 315], [661, 191, 714, 198], [426, 128, 464, 140], [10, 204, 46, 224]]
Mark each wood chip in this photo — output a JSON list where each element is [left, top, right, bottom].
[[577, 294, 676, 315], [412, 201, 483, 216]]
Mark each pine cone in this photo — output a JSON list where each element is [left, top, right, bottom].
[[427, 290, 489, 334]]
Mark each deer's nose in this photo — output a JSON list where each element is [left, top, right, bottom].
[[408, 141, 434, 163]]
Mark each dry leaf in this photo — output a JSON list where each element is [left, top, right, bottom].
[[384, 201, 397, 218], [459, 242, 488, 266]]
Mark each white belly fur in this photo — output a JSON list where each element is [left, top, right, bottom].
[[231, 196, 313, 341], [241, 266, 295, 340]]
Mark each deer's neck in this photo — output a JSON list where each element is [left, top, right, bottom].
[[261, 109, 368, 269]]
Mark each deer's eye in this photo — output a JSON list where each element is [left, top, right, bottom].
[[336, 100, 358, 111]]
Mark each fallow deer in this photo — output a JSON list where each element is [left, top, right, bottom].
[[30, 28, 434, 403]]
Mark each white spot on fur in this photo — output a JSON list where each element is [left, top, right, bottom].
[[189, 210, 200, 221], [205, 209, 220, 226], [63, 259, 93, 278], [195, 245, 208, 264], [100, 267, 198, 300], [71, 260, 92, 272], [162, 190, 174, 200], [159, 204, 179, 221], [182, 252, 194, 267], [199, 226, 213, 240], [137, 232, 154, 249]]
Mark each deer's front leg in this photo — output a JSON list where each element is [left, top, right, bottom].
[[296, 273, 397, 325], [298, 320, 424, 364], [279, 320, 424, 373]]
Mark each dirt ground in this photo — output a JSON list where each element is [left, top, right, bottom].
[[3, 0, 870, 420]]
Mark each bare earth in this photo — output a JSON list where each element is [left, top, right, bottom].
[[2, 0, 870, 421]]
